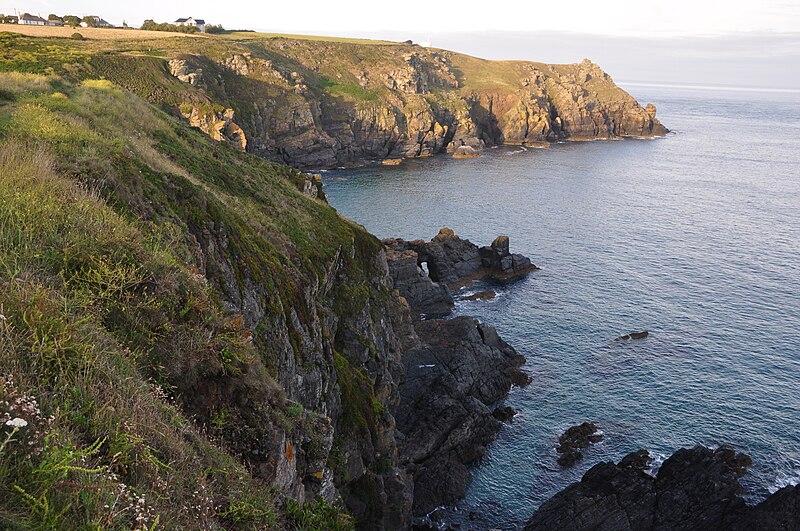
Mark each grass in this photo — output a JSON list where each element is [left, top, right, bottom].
[[0, 69, 379, 528]]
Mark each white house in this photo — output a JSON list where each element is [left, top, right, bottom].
[[87, 15, 112, 27], [19, 13, 47, 25], [174, 17, 205, 33]]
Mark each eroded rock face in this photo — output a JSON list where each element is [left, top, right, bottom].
[[180, 106, 248, 151], [384, 243, 454, 318], [164, 44, 668, 168], [397, 317, 527, 516], [525, 445, 799, 531], [391, 229, 537, 287]]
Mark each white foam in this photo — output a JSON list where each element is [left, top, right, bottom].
[[646, 451, 668, 477], [418, 364, 436, 369], [769, 468, 800, 493]]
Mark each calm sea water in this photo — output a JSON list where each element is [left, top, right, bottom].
[[322, 85, 800, 528]]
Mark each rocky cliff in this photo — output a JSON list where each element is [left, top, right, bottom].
[[45, 33, 668, 169], [0, 34, 542, 530], [172, 46, 667, 168]]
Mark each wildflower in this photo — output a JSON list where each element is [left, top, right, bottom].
[[5, 418, 27, 428], [0, 314, 6, 321]]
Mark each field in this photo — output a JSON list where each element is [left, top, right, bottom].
[[0, 23, 400, 46], [0, 23, 205, 40]]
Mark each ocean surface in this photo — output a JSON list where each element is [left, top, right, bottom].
[[322, 85, 800, 529]]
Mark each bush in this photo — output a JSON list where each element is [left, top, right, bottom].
[[70, 32, 84, 41], [205, 24, 225, 34], [140, 19, 198, 34]]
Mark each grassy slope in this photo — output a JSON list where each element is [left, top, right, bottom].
[[0, 71, 368, 529]]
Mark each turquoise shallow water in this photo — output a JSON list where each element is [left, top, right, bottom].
[[322, 86, 800, 528]]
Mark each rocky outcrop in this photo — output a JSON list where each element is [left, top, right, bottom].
[[178, 105, 247, 151], [168, 58, 203, 86], [387, 229, 536, 288], [384, 244, 454, 318], [396, 317, 527, 516], [525, 445, 799, 531], [556, 422, 604, 467]]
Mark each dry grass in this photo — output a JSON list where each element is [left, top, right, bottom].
[[0, 23, 204, 40], [222, 30, 399, 45]]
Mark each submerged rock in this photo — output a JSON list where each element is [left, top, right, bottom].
[[615, 330, 649, 341], [460, 290, 497, 301], [526, 444, 799, 531], [556, 422, 604, 467]]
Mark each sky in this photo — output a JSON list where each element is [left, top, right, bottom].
[[2, 0, 799, 89]]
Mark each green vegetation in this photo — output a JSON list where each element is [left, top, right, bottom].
[[0, 63, 371, 528], [286, 498, 354, 530], [205, 24, 226, 35], [141, 20, 199, 34]]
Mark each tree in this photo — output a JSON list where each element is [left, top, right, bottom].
[[47, 14, 63, 22], [81, 15, 94, 27], [205, 24, 225, 34], [63, 15, 80, 27]]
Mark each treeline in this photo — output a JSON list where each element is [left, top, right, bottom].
[[140, 19, 199, 33], [139, 20, 226, 34]]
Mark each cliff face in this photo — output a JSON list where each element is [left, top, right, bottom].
[[177, 46, 667, 168], [0, 59, 416, 528], [0, 33, 541, 530], [63, 35, 666, 169]]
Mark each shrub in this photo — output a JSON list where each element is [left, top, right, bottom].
[[70, 32, 85, 41]]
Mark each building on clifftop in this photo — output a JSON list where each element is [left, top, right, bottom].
[[19, 13, 47, 25], [174, 17, 206, 33]]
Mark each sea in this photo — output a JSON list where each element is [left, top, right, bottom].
[[321, 84, 800, 529]]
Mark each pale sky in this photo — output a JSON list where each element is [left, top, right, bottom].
[[2, 0, 798, 36], [2, 1, 799, 88]]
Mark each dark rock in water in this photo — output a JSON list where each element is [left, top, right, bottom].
[[479, 235, 536, 280], [384, 241, 454, 318], [396, 316, 527, 516], [619, 449, 653, 471], [556, 422, 603, 467], [460, 290, 497, 301], [387, 229, 537, 289], [492, 406, 516, 423], [525, 444, 800, 531], [615, 330, 649, 341]]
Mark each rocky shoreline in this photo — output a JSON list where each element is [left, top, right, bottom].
[[161, 42, 669, 169], [525, 444, 800, 530], [383, 229, 535, 519]]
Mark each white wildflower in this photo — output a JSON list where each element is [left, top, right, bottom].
[[5, 418, 27, 428]]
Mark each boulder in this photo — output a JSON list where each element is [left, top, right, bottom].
[[479, 236, 536, 280]]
